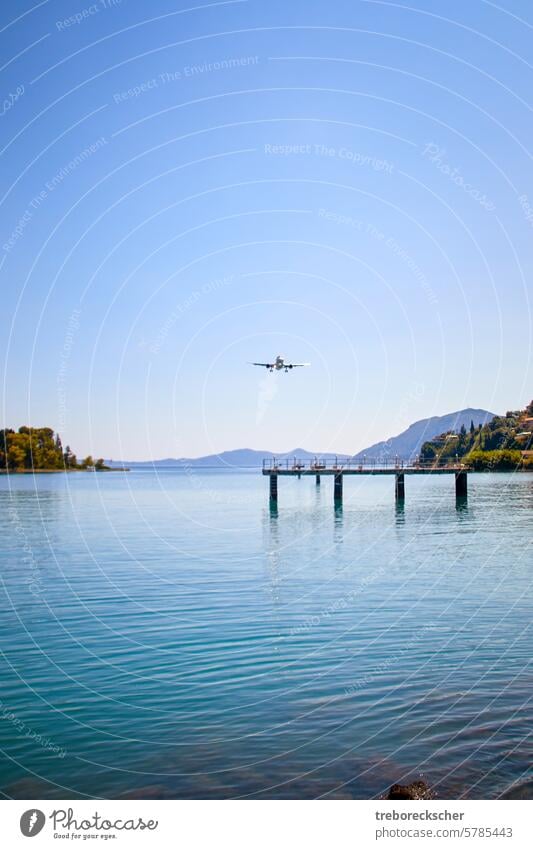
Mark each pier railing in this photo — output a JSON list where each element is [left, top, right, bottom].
[[262, 456, 466, 472]]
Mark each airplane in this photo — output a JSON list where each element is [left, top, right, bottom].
[[249, 354, 310, 373]]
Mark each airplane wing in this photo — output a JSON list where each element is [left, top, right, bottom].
[[249, 362, 274, 368], [285, 362, 310, 368]]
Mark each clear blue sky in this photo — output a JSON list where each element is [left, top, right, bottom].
[[1, 0, 531, 459]]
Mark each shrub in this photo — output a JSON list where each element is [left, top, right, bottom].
[[464, 449, 523, 470]]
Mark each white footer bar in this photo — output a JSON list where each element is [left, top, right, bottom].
[[3, 799, 530, 848]]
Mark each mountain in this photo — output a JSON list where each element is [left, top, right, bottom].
[[352, 408, 495, 461], [108, 408, 496, 468], [112, 448, 341, 469], [181, 448, 342, 467]]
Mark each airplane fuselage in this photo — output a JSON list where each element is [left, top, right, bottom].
[[250, 354, 309, 372], [271, 355, 295, 372]]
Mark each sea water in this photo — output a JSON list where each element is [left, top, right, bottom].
[[0, 469, 531, 799]]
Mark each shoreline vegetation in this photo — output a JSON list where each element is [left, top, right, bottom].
[[420, 400, 533, 471], [0, 468, 129, 474], [0, 427, 128, 473]]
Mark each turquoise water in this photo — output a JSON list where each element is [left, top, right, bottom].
[[0, 469, 531, 800]]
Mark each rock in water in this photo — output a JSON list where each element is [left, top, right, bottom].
[[387, 780, 432, 800], [501, 780, 533, 800]]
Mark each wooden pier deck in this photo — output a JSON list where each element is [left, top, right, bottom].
[[262, 457, 469, 503]]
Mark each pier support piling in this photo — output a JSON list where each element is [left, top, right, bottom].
[[455, 470, 467, 498], [395, 473, 405, 501], [263, 461, 472, 508]]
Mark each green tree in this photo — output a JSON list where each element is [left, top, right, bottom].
[[7, 441, 27, 470], [0, 427, 108, 472], [464, 449, 522, 470], [0, 429, 14, 469], [420, 442, 436, 460]]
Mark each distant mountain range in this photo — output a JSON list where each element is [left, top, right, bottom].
[[109, 408, 495, 468]]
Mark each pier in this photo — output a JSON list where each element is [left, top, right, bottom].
[[262, 457, 468, 505]]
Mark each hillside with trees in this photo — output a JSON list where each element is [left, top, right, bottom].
[[420, 401, 533, 470], [0, 427, 108, 472], [351, 408, 494, 461]]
